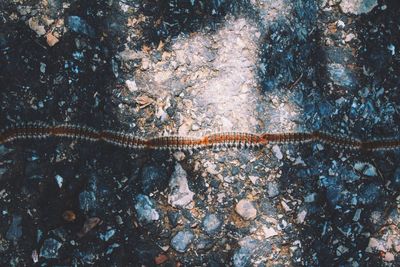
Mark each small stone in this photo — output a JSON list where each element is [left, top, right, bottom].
[[327, 63, 355, 88], [154, 253, 168, 265], [6, 215, 22, 242], [141, 58, 150, 70], [366, 237, 385, 252], [202, 214, 222, 234], [62, 210, 76, 222], [344, 33, 356, 42], [304, 193, 316, 203], [233, 237, 264, 267], [248, 176, 259, 184], [272, 145, 283, 160], [79, 191, 96, 214], [170, 230, 194, 253], [55, 174, 63, 188], [235, 199, 257, 220], [191, 123, 200, 131], [67, 16, 95, 37], [100, 229, 116, 241], [340, 0, 378, 15], [125, 79, 138, 92], [168, 163, 194, 208], [173, 151, 185, 162], [297, 210, 307, 224], [28, 18, 46, 36], [336, 245, 349, 256], [336, 20, 345, 28], [39, 238, 62, 259], [267, 182, 280, 198], [77, 217, 101, 238], [363, 164, 377, 177], [262, 226, 278, 238], [196, 238, 214, 251], [46, 33, 59, 46], [353, 209, 362, 222], [384, 252, 395, 262], [134, 194, 160, 224]]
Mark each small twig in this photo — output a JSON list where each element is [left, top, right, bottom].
[[288, 73, 303, 90]]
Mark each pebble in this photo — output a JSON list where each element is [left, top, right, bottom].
[[46, 32, 60, 47], [267, 182, 280, 198], [6, 215, 22, 242], [272, 145, 283, 160], [235, 199, 257, 220], [170, 230, 194, 253], [304, 193, 316, 203], [79, 191, 97, 214], [39, 238, 62, 259], [168, 163, 194, 208], [384, 252, 395, 262], [340, 0, 378, 15], [344, 33, 356, 42], [154, 253, 169, 265], [28, 18, 46, 36], [173, 151, 185, 162], [100, 229, 116, 242], [125, 79, 138, 92], [233, 237, 263, 267], [296, 210, 307, 224], [67, 16, 95, 37], [55, 174, 63, 188], [202, 214, 222, 234], [262, 226, 278, 238], [327, 63, 354, 88], [134, 194, 160, 224]]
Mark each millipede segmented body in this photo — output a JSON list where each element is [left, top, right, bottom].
[[1, 122, 400, 152]]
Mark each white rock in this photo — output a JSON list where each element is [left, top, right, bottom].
[[262, 226, 278, 238], [125, 79, 138, 92], [345, 33, 356, 42], [384, 252, 395, 262], [28, 18, 46, 36], [340, 0, 378, 15], [235, 199, 257, 220], [272, 145, 283, 160], [297, 210, 307, 224], [168, 163, 194, 208], [55, 175, 63, 188]]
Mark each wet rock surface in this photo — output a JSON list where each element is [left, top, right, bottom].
[[1, 0, 400, 266]]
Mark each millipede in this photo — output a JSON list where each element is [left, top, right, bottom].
[[0, 122, 400, 152]]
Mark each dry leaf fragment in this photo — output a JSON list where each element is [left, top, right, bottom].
[[77, 217, 101, 238], [136, 95, 154, 109], [62, 210, 76, 222]]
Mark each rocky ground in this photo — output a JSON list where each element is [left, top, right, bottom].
[[1, 0, 400, 266]]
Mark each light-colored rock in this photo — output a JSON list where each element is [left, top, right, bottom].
[[28, 18, 46, 36], [340, 0, 378, 15], [272, 145, 283, 160], [235, 199, 257, 220], [262, 226, 278, 238], [168, 164, 194, 208]]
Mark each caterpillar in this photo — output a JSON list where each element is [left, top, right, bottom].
[[0, 122, 400, 151]]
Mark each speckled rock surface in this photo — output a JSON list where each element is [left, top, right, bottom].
[[1, 0, 400, 266]]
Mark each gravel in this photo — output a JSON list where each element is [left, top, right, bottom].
[[170, 230, 194, 253], [1, 0, 399, 265]]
